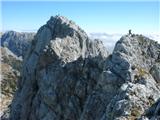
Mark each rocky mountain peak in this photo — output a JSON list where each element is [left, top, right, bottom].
[[43, 15, 87, 40], [28, 15, 107, 64], [47, 15, 81, 32], [9, 16, 160, 120], [9, 16, 108, 120], [112, 34, 160, 82], [105, 34, 160, 119]]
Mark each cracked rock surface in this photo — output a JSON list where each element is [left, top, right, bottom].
[[10, 16, 160, 120]]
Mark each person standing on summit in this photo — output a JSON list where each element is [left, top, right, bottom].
[[129, 29, 132, 35]]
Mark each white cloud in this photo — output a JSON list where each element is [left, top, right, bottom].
[[144, 34, 160, 43], [88, 33, 122, 53], [88, 33, 160, 53]]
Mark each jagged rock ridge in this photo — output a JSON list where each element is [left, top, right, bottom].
[[105, 34, 160, 120], [10, 16, 160, 120], [1, 31, 35, 58], [10, 15, 108, 120]]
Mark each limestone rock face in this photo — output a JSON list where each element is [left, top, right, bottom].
[[10, 15, 108, 120], [1, 31, 35, 58], [10, 16, 160, 120], [150, 63, 160, 83], [105, 34, 160, 120], [144, 98, 160, 120]]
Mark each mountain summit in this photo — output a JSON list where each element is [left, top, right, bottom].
[[10, 15, 108, 120], [9, 16, 160, 120]]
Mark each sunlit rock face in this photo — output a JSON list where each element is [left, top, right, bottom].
[[10, 16, 160, 120], [105, 34, 160, 120], [9, 15, 108, 120]]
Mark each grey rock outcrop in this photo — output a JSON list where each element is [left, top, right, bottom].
[[10, 15, 108, 120], [150, 63, 160, 83], [105, 34, 160, 120], [1, 31, 35, 58], [144, 98, 160, 120], [10, 16, 160, 120]]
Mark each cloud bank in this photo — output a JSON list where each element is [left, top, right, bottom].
[[88, 33, 160, 53]]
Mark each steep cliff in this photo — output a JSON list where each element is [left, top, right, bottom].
[[105, 34, 160, 120], [9, 16, 160, 120]]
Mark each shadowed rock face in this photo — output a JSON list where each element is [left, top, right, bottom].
[[10, 16, 160, 120], [1, 31, 35, 58], [9, 15, 108, 120]]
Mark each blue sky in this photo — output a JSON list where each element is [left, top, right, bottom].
[[1, 1, 160, 34]]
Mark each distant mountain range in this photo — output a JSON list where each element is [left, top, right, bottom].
[[1, 31, 35, 58], [1, 31, 159, 55]]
